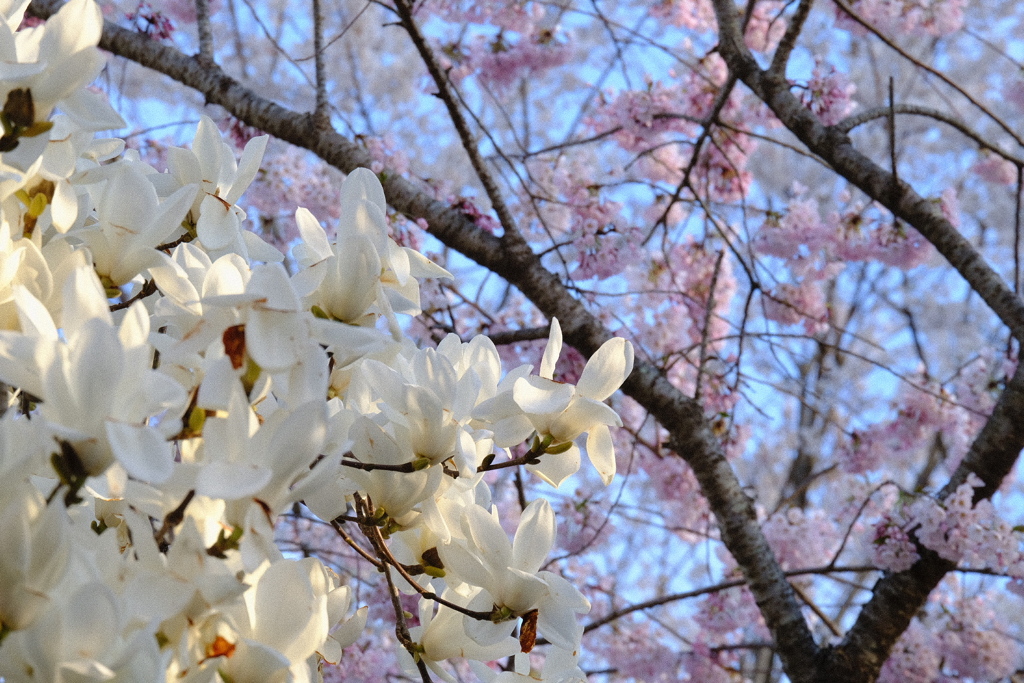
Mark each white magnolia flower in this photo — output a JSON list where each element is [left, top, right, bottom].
[[168, 115, 269, 251], [292, 168, 451, 335], [438, 498, 590, 651], [0, 266, 186, 481], [470, 646, 587, 683], [401, 591, 520, 683], [202, 558, 366, 682], [0, 482, 70, 631], [343, 415, 443, 523], [78, 162, 197, 287], [0, 218, 51, 330], [0, 0, 124, 174], [0, 580, 162, 682], [475, 318, 634, 486]]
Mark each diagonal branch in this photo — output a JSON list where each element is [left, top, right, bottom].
[[26, 0, 817, 678]]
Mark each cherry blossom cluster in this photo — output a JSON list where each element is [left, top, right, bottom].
[[880, 590, 1019, 681], [753, 185, 939, 334], [0, 2, 637, 680]]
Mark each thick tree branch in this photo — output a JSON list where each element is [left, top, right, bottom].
[[27, 0, 819, 676], [710, 1, 1024, 681]]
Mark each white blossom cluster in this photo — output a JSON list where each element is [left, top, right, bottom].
[[0, 0, 634, 680]]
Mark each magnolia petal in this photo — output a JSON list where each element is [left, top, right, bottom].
[[225, 134, 269, 205], [63, 266, 113, 330], [386, 239, 412, 285], [586, 425, 616, 485], [249, 263, 300, 312], [512, 376, 574, 415], [106, 421, 173, 483], [67, 319, 122, 416], [549, 398, 621, 442], [196, 193, 239, 250], [436, 538, 494, 589], [43, 0, 101, 57], [290, 258, 329, 299], [512, 499, 555, 574], [463, 610, 517, 647], [258, 400, 327, 481], [167, 146, 201, 187], [148, 181, 199, 247], [0, 332, 46, 397], [149, 256, 201, 313], [108, 247, 166, 287], [347, 199, 389, 254], [328, 234, 381, 322], [253, 559, 329, 664], [319, 634, 343, 665], [576, 337, 634, 401], [202, 254, 249, 298], [331, 605, 368, 650], [489, 415, 535, 449], [12, 285, 57, 341], [56, 86, 126, 132], [247, 309, 305, 373], [241, 230, 285, 263], [405, 247, 454, 281], [221, 639, 290, 683], [340, 167, 387, 215], [526, 443, 581, 489], [540, 318, 562, 380], [308, 317, 388, 360], [540, 571, 591, 614], [49, 179, 77, 232], [534, 599, 587, 666], [194, 116, 227, 184], [294, 207, 333, 265], [31, 582, 118, 667], [196, 461, 272, 500], [462, 503, 513, 569], [196, 356, 238, 411]]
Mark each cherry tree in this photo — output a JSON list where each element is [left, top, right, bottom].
[[2, 0, 1024, 681]]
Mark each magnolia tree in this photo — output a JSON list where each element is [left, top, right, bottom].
[[1, 0, 1024, 681]]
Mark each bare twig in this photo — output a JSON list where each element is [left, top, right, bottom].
[[392, 0, 523, 241], [310, 0, 329, 129], [194, 0, 214, 63], [769, 0, 814, 76]]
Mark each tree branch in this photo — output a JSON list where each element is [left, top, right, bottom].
[[836, 103, 1024, 167]]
